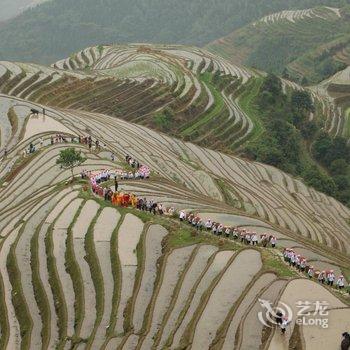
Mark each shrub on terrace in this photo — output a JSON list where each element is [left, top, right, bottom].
[[56, 147, 86, 180]]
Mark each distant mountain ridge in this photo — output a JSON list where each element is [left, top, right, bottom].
[[0, 0, 348, 64], [206, 5, 350, 84], [0, 0, 47, 22]]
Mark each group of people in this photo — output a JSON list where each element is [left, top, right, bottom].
[[179, 210, 278, 247], [283, 248, 348, 292], [91, 176, 171, 215], [77, 135, 100, 150], [125, 154, 140, 169], [86, 164, 150, 189], [117, 166, 151, 180], [49, 133, 103, 151], [88, 162, 154, 209], [86, 166, 350, 298], [50, 134, 70, 144]]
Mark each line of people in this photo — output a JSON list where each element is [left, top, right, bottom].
[[283, 248, 348, 293], [87, 165, 150, 189], [178, 211, 278, 247], [87, 169, 349, 295], [92, 180, 171, 216]]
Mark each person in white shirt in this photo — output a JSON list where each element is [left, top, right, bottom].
[[336, 275, 345, 289], [179, 210, 186, 221], [251, 233, 258, 245], [270, 236, 277, 248], [318, 271, 325, 284], [290, 252, 296, 267], [307, 266, 314, 279], [327, 270, 335, 286], [205, 219, 212, 230], [217, 224, 224, 236]]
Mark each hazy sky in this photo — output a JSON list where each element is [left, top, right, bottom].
[[0, 0, 46, 22]]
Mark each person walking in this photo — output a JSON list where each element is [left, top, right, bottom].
[[251, 233, 258, 245], [196, 219, 203, 232], [336, 275, 345, 290], [327, 270, 335, 286], [179, 211, 186, 222], [307, 266, 314, 279], [205, 219, 212, 231], [318, 271, 325, 284], [280, 316, 290, 334]]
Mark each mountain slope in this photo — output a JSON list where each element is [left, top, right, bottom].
[[206, 5, 350, 84], [0, 94, 349, 349], [0, 0, 47, 22], [0, 0, 348, 64], [1, 43, 349, 205]]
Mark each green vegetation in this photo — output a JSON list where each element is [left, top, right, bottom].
[[7, 243, 32, 349], [45, 223, 67, 345], [344, 108, 350, 139], [261, 250, 298, 278], [312, 133, 350, 205], [30, 223, 51, 348], [0, 0, 348, 63], [107, 215, 123, 338], [0, 274, 9, 349], [153, 107, 174, 132], [84, 209, 104, 346], [237, 77, 265, 143], [242, 74, 350, 205], [181, 73, 225, 136], [207, 5, 350, 84], [56, 148, 86, 180], [65, 203, 85, 343]]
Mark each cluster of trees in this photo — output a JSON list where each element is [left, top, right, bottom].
[[0, 0, 348, 63], [313, 133, 350, 204], [244, 74, 350, 206]]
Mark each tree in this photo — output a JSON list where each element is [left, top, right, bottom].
[[56, 148, 86, 180], [330, 159, 349, 176], [312, 132, 333, 164], [302, 165, 336, 196], [291, 90, 314, 114]]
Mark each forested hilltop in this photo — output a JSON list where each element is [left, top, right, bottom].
[[0, 0, 348, 64], [207, 5, 350, 84]]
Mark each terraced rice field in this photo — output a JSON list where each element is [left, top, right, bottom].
[[206, 6, 349, 138], [312, 66, 350, 140], [253, 7, 340, 26], [2, 41, 346, 154], [0, 92, 349, 349], [0, 42, 259, 152]]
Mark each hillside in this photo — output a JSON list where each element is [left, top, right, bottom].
[[206, 5, 350, 84], [0, 0, 349, 64], [0, 91, 349, 348], [1, 44, 349, 206], [0, 0, 47, 22]]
